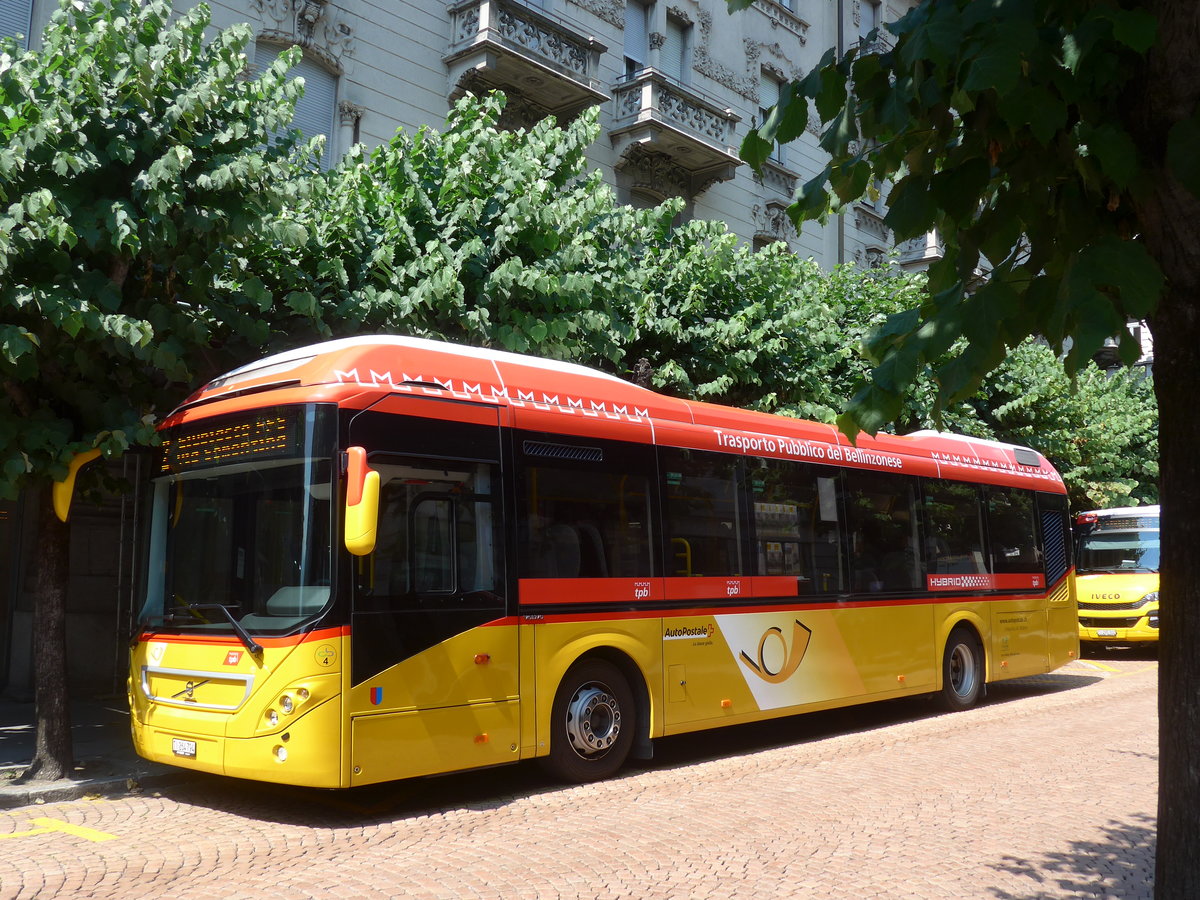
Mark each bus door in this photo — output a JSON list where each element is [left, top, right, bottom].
[[345, 394, 518, 783], [984, 486, 1048, 677]]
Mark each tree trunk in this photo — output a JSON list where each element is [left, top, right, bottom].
[[1148, 276, 1200, 900], [24, 483, 74, 781], [1128, 4, 1200, 894]]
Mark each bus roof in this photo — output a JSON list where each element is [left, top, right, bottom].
[[171, 335, 1065, 492], [1078, 505, 1160, 518]]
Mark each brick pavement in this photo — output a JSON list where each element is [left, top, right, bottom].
[[0, 657, 1157, 899]]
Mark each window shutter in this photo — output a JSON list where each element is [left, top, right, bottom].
[[0, 0, 33, 46], [254, 42, 338, 170], [662, 19, 687, 82], [761, 77, 785, 166], [624, 2, 648, 71]]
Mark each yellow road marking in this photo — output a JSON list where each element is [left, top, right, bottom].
[[1077, 660, 1121, 673], [1113, 664, 1158, 678], [0, 817, 116, 843]]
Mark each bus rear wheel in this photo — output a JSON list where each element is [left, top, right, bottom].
[[940, 627, 984, 711], [541, 658, 636, 784]]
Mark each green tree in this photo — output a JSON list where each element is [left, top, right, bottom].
[[978, 344, 1158, 510], [626, 237, 929, 422], [0, 0, 321, 779], [246, 93, 675, 365], [730, 0, 1188, 891]]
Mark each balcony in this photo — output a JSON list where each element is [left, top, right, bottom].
[[609, 69, 742, 195], [445, 0, 608, 122]]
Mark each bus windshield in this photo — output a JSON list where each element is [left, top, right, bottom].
[[1077, 528, 1160, 574], [139, 406, 337, 637]]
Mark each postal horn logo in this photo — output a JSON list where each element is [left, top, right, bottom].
[[739, 619, 812, 684]]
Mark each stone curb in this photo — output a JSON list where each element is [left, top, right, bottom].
[[0, 765, 193, 811]]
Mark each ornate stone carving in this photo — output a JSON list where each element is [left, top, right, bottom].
[[496, 91, 552, 130], [854, 205, 891, 243], [806, 107, 821, 136], [252, 0, 354, 74], [694, 10, 758, 100], [338, 100, 365, 126], [756, 159, 797, 198], [451, 0, 601, 82], [498, 6, 593, 77], [453, 4, 481, 43], [667, 5, 695, 26], [620, 145, 691, 200], [296, 0, 326, 41], [649, 32, 666, 51], [612, 74, 738, 146], [760, 61, 786, 85], [753, 201, 797, 242], [658, 83, 733, 141], [751, 0, 809, 43], [566, 0, 623, 29]]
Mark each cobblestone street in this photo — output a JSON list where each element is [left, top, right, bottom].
[[0, 654, 1157, 899]]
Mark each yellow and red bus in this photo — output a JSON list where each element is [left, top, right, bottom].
[[1074, 505, 1160, 646], [130, 336, 1078, 787]]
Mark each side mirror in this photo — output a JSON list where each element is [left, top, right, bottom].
[[52, 448, 103, 523], [344, 446, 380, 557]]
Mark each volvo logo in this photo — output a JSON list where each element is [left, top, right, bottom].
[[172, 679, 210, 701]]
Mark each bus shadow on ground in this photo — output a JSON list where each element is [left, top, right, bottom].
[[158, 673, 1101, 827], [986, 812, 1155, 900]]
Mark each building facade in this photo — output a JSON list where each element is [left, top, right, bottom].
[[16, 0, 917, 267], [2, 0, 920, 697]]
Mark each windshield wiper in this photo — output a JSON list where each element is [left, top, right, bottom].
[[169, 604, 263, 657]]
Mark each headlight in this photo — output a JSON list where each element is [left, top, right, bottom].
[[266, 710, 279, 727], [1142, 591, 1159, 606], [281, 695, 294, 715]]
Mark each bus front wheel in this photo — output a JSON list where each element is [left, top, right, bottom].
[[541, 658, 636, 784], [940, 627, 984, 711]]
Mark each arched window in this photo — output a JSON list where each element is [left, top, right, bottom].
[[254, 42, 338, 169]]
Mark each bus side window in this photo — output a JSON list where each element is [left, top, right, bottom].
[[750, 457, 844, 594], [518, 439, 654, 580], [923, 480, 987, 575], [985, 487, 1040, 572], [362, 459, 501, 607], [843, 469, 922, 592], [661, 448, 743, 577]]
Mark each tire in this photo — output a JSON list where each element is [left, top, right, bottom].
[[939, 627, 984, 711], [540, 658, 637, 784]]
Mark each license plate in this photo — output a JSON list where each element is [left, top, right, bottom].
[[1097, 629, 1118, 638], [172, 738, 197, 758]]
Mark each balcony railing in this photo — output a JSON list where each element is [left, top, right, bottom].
[[445, 0, 608, 120], [609, 69, 741, 194]]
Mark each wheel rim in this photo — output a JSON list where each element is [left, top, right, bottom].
[[948, 642, 978, 699], [564, 682, 622, 758]]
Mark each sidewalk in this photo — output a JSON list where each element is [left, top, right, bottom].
[[0, 697, 189, 810]]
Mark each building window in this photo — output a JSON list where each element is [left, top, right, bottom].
[[662, 14, 691, 84], [254, 42, 338, 170], [858, 0, 880, 45], [624, 1, 650, 77], [0, 0, 32, 47], [760, 74, 786, 167]]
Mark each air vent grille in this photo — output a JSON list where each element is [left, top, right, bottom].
[[523, 441, 603, 462]]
